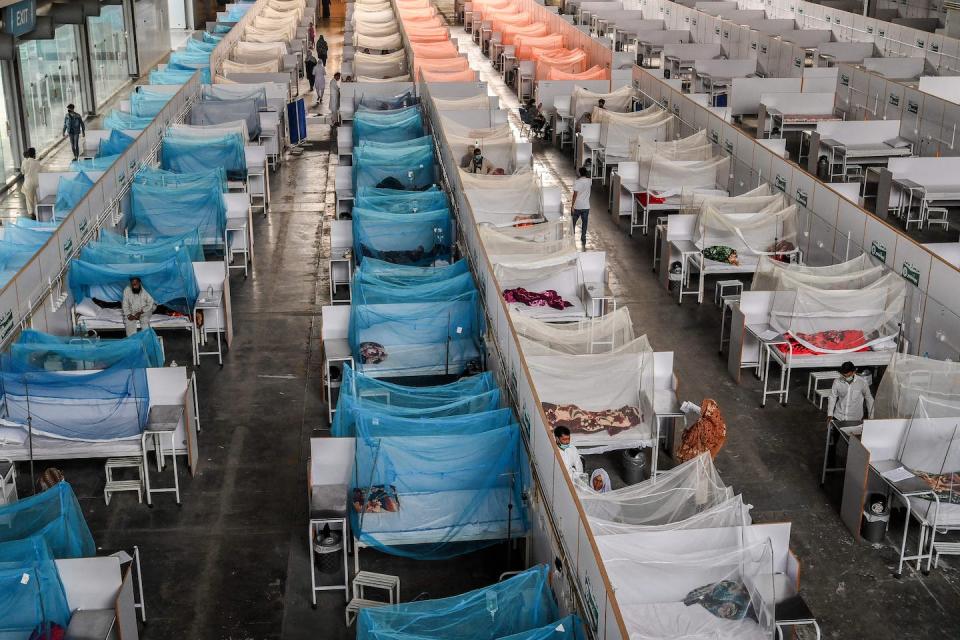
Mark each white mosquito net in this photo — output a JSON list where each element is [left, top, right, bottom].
[[354, 32, 403, 51], [642, 155, 730, 198], [352, 8, 397, 23], [897, 396, 960, 485], [577, 453, 736, 535], [460, 170, 543, 227], [511, 306, 635, 354], [442, 119, 516, 171], [599, 536, 776, 640], [571, 85, 633, 121], [243, 25, 296, 43], [356, 74, 412, 82], [635, 129, 715, 162], [494, 251, 579, 285], [751, 253, 886, 292], [432, 94, 493, 110], [693, 204, 799, 261], [355, 50, 408, 79], [222, 58, 280, 74], [769, 273, 906, 354], [874, 353, 960, 419], [235, 41, 287, 58], [352, 20, 400, 37], [479, 220, 573, 262], [525, 337, 656, 452], [594, 107, 675, 158]]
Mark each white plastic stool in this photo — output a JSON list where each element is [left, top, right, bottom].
[[926, 207, 949, 230], [807, 371, 841, 403], [104, 457, 144, 505]]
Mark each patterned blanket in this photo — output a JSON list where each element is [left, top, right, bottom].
[[914, 471, 960, 505], [352, 485, 401, 513], [542, 402, 642, 436], [775, 329, 871, 356], [503, 288, 573, 311]]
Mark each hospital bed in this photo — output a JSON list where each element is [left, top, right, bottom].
[[496, 251, 608, 322], [880, 158, 960, 231], [809, 120, 911, 183], [72, 261, 232, 366], [726, 290, 900, 406]]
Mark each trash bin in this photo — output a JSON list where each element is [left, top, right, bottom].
[[861, 493, 890, 544], [621, 448, 647, 485], [314, 524, 343, 574]]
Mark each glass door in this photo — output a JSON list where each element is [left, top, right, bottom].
[[18, 25, 84, 154], [0, 65, 16, 182], [88, 5, 131, 107]]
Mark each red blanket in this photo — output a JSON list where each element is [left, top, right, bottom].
[[503, 288, 573, 310], [636, 192, 666, 207], [775, 329, 871, 356]]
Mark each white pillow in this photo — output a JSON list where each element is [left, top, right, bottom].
[[75, 298, 102, 319]]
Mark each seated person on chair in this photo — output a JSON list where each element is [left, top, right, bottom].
[[531, 103, 547, 137], [123, 277, 157, 337], [465, 147, 495, 175], [574, 111, 592, 134]]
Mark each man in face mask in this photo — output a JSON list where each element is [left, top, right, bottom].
[[466, 147, 495, 175], [827, 361, 874, 427], [554, 426, 583, 477], [122, 277, 157, 337]]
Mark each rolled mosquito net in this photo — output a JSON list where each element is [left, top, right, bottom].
[[357, 565, 557, 639], [599, 536, 776, 640], [433, 94, 493, 110], [751, 253, 884, 292], [7, 328, 164, 371], [875, 353, 960, 419], [575, 453, 739, 531], [547, 65, 608, 80], [693, 204, 799, 260], [897, 397, 960, 497], [460, 170, 542, 227], [0, 482, 95, 558], [525, 337, 656, 452], [512, 306, 636, 355], [769, 274, 906, 354], [571, 85, 632, 120]]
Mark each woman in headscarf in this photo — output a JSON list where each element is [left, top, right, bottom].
[[316, 35, 329, 67], [590, 468, 611, 493]]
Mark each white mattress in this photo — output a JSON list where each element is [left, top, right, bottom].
[[909, 496, 960, 528], [694, 253, 760, 274], [357, 340, 480, 378], [78, 307, 193, 330], [573, 423, 656, 454], [0, 433, 143, 460], [622, 602, 769, 640], [506, 296, 586, 323], [357, 487, 526, 545]]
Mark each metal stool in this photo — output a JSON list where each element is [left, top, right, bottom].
[[103, 457, 144, 505], [714, 280, 743, 306], [926, 206, 949, 231]]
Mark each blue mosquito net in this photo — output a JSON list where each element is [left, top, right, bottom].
[[0, 537, 72, 636], [499, 616, 587, 640], [53, 172, 95, 219], [103, 110, 154, 131], [357, 90, 419, 111], [200, 86, 268, 112], [9, 218, 59, 231], [161, 132, 247, 178], [213, 23, 233, 33], [150, 68, 197, 85], [353, 270, 476, 304], [136, 165, 227, 191], [130, 88, 173, 117], [186, 38, 218, 53], [5, 328, 164, 372], [350, 425, 527, 559], [353, 106, 425, 142], [189, 97, 261, 139], [203, 32, 224, 44], [168, 62, 212, 83], [353, 208, 452, 266], [331, 404, 516, 438], [68, 252, 199, 313], [0, 366, 151, 440], [71, 154, 120, 172], [355, 186, 448, 214], [130, 174, 227, 243], [350, 299, 483, 377], [98, 129, 135, 157], [354, 142, 435, 190], [85, 228, 205, 263], [355, 259, 469, 286], [3, 225, 53, 246], [0, 482, 95, 559], [340, 363, 496, 399], [357, 565, 555, 640], [0, 230, 49, 287]]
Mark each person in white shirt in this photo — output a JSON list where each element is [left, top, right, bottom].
[[122, 277, 157, 337], [20, 148, 40, 218], [314, 60, 327, 108], [827, 361, 874, 426], [329, 72, 341, 123], [554, 426, 583, 477], [571, 167, 591, 247]]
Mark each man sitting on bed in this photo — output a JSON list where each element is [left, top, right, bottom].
[[122, 277, 157, 337], [555, 425, 583, 478]]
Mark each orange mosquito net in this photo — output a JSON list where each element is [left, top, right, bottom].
[[547, 65, 608, 81], [411, 41, 459, 59], [514, 33, 564, 59], [419, 67, 478, 82]]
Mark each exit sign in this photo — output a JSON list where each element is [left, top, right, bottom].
[[3, 0, 35, 37]]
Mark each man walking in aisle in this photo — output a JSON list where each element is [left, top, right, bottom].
[[62, 104, 85, 162], [571, 166, 591, 248]]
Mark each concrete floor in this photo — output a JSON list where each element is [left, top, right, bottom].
[[7, 3, 960, 640]]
